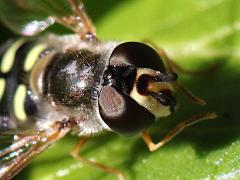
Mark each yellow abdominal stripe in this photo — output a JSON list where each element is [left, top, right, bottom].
[[14, 84, 27, 121], [0, 78, 6, 101], [0, 40, 47, 121], [1, 39, 25, 73], [24, 44, 47, 72]]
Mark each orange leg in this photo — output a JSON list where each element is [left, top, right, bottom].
[[68, 0, 96, 35], [141, 112, 217, 151], [71, 138, 125, 180], [143, 40, 208, 106], [173, 81, 207, 106], [144, 40, 219, 75], [158, 47, 207, 106]]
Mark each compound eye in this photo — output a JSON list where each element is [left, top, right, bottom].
[[109, 42, 166, 72], [98, 86, 155, 134]]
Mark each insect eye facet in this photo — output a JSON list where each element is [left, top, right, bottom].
[[98, 86, 155, 134], [109, 42, 165, 72]]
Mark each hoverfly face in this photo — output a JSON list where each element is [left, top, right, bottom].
[[98, 42, 177, 134]]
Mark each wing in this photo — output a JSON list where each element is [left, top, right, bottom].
[[0, 0, 72, 36], [0, 0, 96, 39], [0, 123, 70, 179]]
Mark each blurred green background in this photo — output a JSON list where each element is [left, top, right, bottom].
[[0, 0, 240, 179]]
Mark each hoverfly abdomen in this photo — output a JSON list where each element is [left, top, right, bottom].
[[0, 39, 49, 129]]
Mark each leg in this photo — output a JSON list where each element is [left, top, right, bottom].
[[157, 47, 207, 106], [158, 48, 207, 105], [141, 112, 217, 152], [143, 40, 207, 106], [55, 0, 96, 40], [173, 81, 206, 106], [71, 138, 125, 180], [144, 40, 219, 75], [68, 0, 96, 36]]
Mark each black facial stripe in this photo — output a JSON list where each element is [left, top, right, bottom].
[[136, 73, 178, 96], [136, 74, 152, 95], [102, 65, 136, 94]]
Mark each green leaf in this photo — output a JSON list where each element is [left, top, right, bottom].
[[0, 0, 239, 179]]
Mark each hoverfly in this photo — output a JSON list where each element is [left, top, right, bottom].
[[0, 0, 217, 179]]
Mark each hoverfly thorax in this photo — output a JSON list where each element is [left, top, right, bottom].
[[98, 42, 178, 134], [44, 49, 104, 108]]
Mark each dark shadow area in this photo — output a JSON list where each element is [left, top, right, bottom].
[[84, 0, 125, 22], [184, 59, 240, 155], [0, 24, 15, 42]]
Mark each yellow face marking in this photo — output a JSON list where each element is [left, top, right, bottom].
[[13, 84, 27, 121], [0, 78, 6, 101], [1, 39, 25, 73], [130, 68, 173, 118], [24, 44, 47, 72]]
